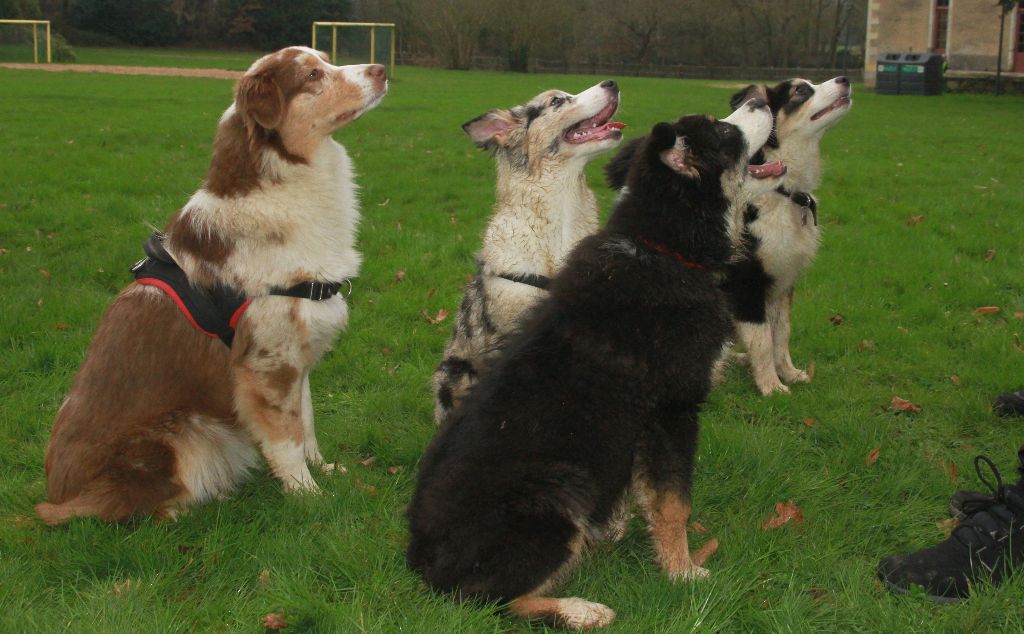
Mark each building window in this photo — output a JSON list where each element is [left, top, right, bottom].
[[933, 0, 949, 53]]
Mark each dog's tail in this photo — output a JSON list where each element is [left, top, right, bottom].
[[35, 490, 111, 525], [432, 276, 493, 426]]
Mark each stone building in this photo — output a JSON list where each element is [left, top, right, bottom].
[[864, 0, 1024, 87]]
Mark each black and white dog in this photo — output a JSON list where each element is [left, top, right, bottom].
[[722, 77, 852, 394], [407, 101, 780, 629]]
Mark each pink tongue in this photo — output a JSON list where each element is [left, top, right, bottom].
[[607, 122, 626, 129]]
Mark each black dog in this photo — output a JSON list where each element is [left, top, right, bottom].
[[407, 101, 775, 629]]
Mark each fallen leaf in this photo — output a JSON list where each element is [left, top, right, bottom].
[[421, 308, 449, 325], [936, 517, 959, 537], [0, 248, 7, 255], [449, 214, 457, 225], [38, 269, 51, 279], [806, 361, 816, 380], [801, 417, 817, 428], [689, 521, 708, 533], [762, 500, 805, 530], [975, 306, 1000, 315], [386, 465, 403, 475], [258, 569, 271, 587], [113, 579, 134, 597], [948, 461, 959, 485], [358, 456, 378, 467], [55, 322, 70, 331], [1015, 334, 1023, 352], [394, 220, 402, 230], [381, 347, 392, 356], [950, 374, 961, 385], [857, 339, 875, 351], [984, 249, 996, 262], [1014, 311, 1024, 320], [425, 287, 437, 298], [828, 314, 844, 326], [865, 447, 881, 466], [890, 396, 921, 413], [906, 215, 925, 226], [376, 197, 390, 206], [394, 270, 405, 282], [354, 479, 378, 496], [897, 326, 909, 334], [262, 613, 288, 630]]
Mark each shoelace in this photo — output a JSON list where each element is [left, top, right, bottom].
[[952, 455, 1024, 552]]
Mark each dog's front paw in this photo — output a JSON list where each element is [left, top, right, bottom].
[[319, 462, 347, 475], [780, 367, 811, 384], [757, 378, 790, 396], [559, 598, 616, 629], [282, 475, 321, 494], [669, 564, 710, 582]]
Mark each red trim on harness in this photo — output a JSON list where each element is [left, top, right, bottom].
[[136, 277, 219, 338], [638, 238, 706, 271], [229, 298, 253, 329]]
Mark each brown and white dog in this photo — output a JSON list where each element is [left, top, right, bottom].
[[431, 81, 624, 425], [35, 47, 387, 524], [722, 77, 852, 395]]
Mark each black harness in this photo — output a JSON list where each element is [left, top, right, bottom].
[[776, 186, 818, 226], [131, 232, 351, 347], [496, 271, 551, 290]]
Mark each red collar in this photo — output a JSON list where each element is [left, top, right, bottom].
[[638, 238, 706, 271]]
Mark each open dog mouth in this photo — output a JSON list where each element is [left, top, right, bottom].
[[564, 97, 625, 144], [811, 96, 851, 121], [748, 160, 786, 179]]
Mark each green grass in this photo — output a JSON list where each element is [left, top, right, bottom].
[[2, 60, 1024, 632]]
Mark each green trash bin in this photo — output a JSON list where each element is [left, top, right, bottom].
[[875, 52, 903, 95], [899, 52, 944, 95]]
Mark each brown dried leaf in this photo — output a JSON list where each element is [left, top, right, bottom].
[[984, 248, 996, 262], [936, 517, 959, 537], [386, 465, 402, 475], [0, 248, 7, 255], [762, 500, 805, 530], [865, 447, 881, 466], [1014, 311, 1024, 320], [421, 308, 449, 325], [806, 361, 816, 380], [113, 579, 134, 597], [376, 197, 390, 207], [55, 322, 70, 331], [394, 220, 402, 231], [394, 270, 405, 282], [258, 569, 271, 588], [906, 215, 925, 226], [354, 479, 378, 496], [950, 375, 961, 386], [801, 417, 817, 428], [358, 456, 378, 467], [974, 306, 1001, 315], [691, 537, 719, 567], [262, 613, 288, 630], [890, 396, 922, 413], [828, 314, 844, 326], [857, 339, 875, 351], [425, 287, 437, 298], [38, 269, 51, 279], [689, 521, 708, 534], [1015, 334, 1024, 352], [948, 461, 959, 486]]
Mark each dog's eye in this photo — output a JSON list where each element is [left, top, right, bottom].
[[549, 96, 565, 108], [796, 84, 812, 96], [308, 69, 319, 80]]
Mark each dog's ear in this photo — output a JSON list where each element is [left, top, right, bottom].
[[649, 122, 678, 152], [605, 137, 642, 190], [648, 123, 694, 177], [236, 71, 285, 130], [729, 85, 767, 112], [462, 109, 520, 148]]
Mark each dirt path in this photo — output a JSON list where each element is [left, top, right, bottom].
[[0, 63, 241, 80]]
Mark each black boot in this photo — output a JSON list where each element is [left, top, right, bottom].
[[993, 390, 1024, 417], [948, 446, 1024, 521], [878, 455, 1024, 601]]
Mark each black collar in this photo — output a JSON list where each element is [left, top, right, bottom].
[[776, 186, 818, 226], [496, 272, 551, 290]]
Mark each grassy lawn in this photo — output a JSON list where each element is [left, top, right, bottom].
[[2, 61, 1023, 632]]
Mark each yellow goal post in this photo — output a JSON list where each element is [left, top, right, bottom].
[[311, 21, 395, 78], [0, 19, 51, 63]]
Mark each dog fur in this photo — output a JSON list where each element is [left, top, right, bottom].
[[407, 101, 775, 629], [35, 47, 387, 525], [431, 81, 624, 425], [722, 77, 852, 395]]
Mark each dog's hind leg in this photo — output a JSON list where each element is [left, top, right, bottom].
[[736, 320, 789, 395], [768, 291, 810, 385], [634, 405, 719, 581]]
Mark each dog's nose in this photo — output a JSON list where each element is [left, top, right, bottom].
[[835, 76, 849, 85], [601, 79, 617, 90], [366, 64, 386, 80], [747, 97, 767, 110]]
